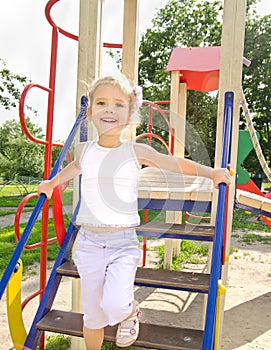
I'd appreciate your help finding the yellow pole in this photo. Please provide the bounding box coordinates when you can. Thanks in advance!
[215,280,226,350]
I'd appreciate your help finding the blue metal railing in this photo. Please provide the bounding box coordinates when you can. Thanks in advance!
[0,96,88,299]
[25,99,88,348]
[202,91,234,349]
[24,206,80,348]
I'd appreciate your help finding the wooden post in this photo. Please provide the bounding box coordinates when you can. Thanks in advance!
[164,71,187,268]
[122,0,139,82]
[71,1,103,348]
[121,0,140,141]
[211,0,247,347]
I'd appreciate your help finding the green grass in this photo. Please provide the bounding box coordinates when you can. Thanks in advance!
[0,218,71,276]
[232,232,271,245]
[0,190,73,207]
[154,240,209,270]
[45,335,71,350]
[139,209,166,223]
[0,183,39,197]
[0,195,39,207]
[0,209,19,216]
[44,335,140,350]
[232,209,271,232]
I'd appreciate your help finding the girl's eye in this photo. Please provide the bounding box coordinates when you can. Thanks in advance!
[116,103,124,108]
[97,101,105,106]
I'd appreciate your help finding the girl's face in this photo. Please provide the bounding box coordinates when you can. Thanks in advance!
[90,84,131,137]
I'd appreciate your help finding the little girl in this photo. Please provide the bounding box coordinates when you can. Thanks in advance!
[38,75,231,350]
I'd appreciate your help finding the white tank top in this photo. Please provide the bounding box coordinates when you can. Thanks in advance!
[76,140,141,228]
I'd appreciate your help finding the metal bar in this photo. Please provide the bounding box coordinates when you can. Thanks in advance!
[24,208,80,349]
[202,92,234,349]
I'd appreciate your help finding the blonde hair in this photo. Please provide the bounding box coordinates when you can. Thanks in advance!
[88,75,141,125]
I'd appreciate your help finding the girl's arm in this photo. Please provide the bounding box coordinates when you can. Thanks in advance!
[134,143,231,188]
[38,143,85,198]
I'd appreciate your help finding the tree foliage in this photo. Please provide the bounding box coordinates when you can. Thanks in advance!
[0,118,45,180]
[243,11,271,169]
[0,59,29,110]
[138,0,222,165]
[139,0,222,101]
[138,0,271,171]
[0,61,65,180]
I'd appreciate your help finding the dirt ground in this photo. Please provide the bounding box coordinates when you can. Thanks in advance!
[0,220,270,349]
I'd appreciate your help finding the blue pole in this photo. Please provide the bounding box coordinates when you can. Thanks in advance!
[24,206,80,348]
[202,92,234,349]
[0,96,88,299]
[24,97,88,348]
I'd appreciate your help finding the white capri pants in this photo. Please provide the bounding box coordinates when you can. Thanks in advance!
[73,227,141,329]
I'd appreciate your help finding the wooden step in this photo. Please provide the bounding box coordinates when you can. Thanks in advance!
[57,261,210,293]
[137,222,214,241]
[37,309,203,350]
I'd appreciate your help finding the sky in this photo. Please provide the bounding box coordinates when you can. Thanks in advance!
[0,0,270,141]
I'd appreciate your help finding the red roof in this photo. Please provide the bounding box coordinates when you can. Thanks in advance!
[166,46,250,92]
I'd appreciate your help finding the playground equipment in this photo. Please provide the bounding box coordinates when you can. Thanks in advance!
[1,0,271,349]
[236,90,271,227]
[6,259,27,350]
[8,91,232,350]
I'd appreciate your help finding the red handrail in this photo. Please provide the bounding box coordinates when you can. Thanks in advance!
[14,193,58,249]
[137,101,175,266]
[45,0,78,41]
[17,2,80,349]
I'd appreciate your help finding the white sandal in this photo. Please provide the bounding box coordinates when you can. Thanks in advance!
[116,302,141,347]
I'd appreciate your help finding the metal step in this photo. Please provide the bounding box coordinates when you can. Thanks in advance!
[37,309,203,350]
[136,222,214,241]
[57,261,210,293]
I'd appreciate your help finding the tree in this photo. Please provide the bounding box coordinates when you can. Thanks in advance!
[139,0,222,100]
[0,118,45,180]
[0,59,30,111]
[243,12,271,168]
[138,0,223,165]
[0,61,45,180]
[0,61,70,181]
[138,0,271,171]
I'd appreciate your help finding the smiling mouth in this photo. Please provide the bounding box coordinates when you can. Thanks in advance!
[101,118,117,123]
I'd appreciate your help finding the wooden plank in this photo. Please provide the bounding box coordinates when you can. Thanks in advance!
[261,198,271,213]
[235,189,271,214]
[135,267,209,292]
[139,168,213,185]
[137,189,212,202]
[37,309,203,350]
[57,260,78,277]
[57,262,210,293]
[137,222,214,239]
[236,189,264,210]
[138,168,213,201]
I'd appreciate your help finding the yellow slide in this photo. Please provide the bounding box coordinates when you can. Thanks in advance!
[6,259,27,350]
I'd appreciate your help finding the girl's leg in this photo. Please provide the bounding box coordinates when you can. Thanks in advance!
[123,300,137,320]
[83,326,104,350]
[73,231,108,348]
[115,300,141,347]
[101,248,141,324]
[101,247,141,347]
